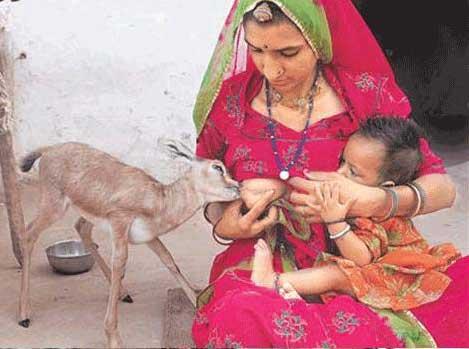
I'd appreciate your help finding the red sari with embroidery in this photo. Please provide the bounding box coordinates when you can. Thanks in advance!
[192,1,469,347]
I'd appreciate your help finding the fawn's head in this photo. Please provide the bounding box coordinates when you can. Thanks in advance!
[159,138,240,203]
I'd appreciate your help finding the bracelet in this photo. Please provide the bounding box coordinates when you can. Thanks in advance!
[211,220,234,246]
[411,181,426,213]
[329,223,352,240]
[405,182,422,217]
[273,272,281,293]
[203,204,213,224]
[378,187,399,222]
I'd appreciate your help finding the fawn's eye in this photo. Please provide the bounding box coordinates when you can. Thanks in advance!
[212,164,224,174]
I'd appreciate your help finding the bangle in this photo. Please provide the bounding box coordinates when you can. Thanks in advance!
[378,187,399,222]
[411,181,426,213]
[329,223,352,240]
[405,183,422,217]
[211,220,234,246]
[203,204,212,224]
[273,272,281,293]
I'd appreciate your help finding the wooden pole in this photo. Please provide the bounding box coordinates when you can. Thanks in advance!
[0,24,24,267]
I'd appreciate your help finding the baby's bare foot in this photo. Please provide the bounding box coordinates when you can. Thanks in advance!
[251,239,276,289]
[279,281,301,300]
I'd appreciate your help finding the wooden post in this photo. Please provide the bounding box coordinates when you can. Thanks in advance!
[0,23,24,267]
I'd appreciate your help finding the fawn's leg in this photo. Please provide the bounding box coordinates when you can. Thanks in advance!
[103,217,130,349]
[74,217,133,303]
[19,186,68,327]
[146,237,197,307]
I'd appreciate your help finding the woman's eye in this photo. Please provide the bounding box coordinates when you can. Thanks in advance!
[249,46,262,54]
[212,164,224,174]
[281,50,299,57]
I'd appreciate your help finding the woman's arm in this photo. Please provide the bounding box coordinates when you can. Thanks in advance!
[289,172,456,222]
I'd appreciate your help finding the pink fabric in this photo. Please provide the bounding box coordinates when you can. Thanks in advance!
[194,271,403,348]
[192,1,464,347]
[193,70,460,348]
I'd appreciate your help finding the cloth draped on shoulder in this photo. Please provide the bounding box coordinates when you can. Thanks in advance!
[191,1,469,348]
[193,0,411,137]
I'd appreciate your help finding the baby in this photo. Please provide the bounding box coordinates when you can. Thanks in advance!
[248,117,460,311]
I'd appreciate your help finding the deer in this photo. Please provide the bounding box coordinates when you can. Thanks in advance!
[16,139,240,348]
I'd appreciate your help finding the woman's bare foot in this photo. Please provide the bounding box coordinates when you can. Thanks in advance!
[251,239,276,289]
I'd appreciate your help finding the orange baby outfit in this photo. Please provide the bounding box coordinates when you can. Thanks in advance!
[317,217,461,311]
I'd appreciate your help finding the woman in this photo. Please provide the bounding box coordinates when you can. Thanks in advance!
[193,1,468,347]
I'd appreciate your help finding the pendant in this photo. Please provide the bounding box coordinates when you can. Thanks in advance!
[279,170,290,181]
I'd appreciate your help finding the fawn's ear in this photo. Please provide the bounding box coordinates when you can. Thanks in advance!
[158,138,194,163]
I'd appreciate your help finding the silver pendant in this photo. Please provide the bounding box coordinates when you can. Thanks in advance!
[279,170,290,181]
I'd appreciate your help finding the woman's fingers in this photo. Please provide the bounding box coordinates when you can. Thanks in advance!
[322,183,332,202]
[289,192,315,206]
[243,190,274,221]
[304,171,340,182]
[332,183,340,203]
[314,184,325,204]
[292,204,320,218]
[252,206,278,235]
[288,177,318,194]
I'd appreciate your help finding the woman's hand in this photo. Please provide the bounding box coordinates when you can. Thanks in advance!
[288,171,385,223]
[215,191,279,240]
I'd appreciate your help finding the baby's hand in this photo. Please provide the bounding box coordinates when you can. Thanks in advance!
[240,178,287,210]
[308,183,354,223]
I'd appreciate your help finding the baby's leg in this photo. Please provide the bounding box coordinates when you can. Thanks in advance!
[281,265,354,296]
[251,239,353,297]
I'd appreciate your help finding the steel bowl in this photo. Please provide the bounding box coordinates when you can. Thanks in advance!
[45,240,97,275]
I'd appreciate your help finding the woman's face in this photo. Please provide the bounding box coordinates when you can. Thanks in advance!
[337,135,386,186]
[244,20,318,94]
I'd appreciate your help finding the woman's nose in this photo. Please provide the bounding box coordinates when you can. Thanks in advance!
[263,56,284,81]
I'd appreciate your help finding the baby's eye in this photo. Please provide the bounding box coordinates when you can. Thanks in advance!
[350,168,358,177]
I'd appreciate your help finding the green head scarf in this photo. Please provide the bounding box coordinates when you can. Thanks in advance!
[193,0,332,136]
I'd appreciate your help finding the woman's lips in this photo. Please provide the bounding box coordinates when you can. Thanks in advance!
[271,79,290,88]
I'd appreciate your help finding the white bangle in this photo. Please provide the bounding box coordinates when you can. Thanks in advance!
[329,224,352,240]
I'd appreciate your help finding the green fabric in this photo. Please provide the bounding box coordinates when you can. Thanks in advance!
[372,308,437,348]
[193,0,332,136]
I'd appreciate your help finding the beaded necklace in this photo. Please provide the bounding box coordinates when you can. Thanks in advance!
[265,68,320,181]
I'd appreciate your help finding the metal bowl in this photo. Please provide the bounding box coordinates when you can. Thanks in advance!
[45,240,97,275]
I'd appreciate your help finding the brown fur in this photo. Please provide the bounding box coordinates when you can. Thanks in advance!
[18,140,239,348]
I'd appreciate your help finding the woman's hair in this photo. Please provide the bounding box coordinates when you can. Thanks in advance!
[243,1,292,26]
[354,116,423,185]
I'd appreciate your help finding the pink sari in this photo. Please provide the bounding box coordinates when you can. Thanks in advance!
[193,0,469,347]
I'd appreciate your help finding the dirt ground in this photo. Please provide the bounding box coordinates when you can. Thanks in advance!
[0,145,467,348]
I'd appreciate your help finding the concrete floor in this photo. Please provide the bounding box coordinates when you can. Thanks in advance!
[0,146,467,348]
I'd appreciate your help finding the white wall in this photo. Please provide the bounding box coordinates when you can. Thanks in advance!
[2,0,232,181]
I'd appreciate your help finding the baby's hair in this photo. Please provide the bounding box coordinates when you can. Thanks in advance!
[354,116,423,185]
[243,1,291,26]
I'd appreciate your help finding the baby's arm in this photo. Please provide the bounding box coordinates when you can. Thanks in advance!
[312,183,372,266]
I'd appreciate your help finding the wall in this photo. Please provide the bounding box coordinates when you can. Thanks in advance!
[1,0,232,181]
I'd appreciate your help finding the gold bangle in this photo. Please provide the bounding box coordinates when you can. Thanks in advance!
[211,221,234,246]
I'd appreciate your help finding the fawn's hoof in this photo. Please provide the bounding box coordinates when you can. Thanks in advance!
[19,319,30,328]
[122,295,133,303]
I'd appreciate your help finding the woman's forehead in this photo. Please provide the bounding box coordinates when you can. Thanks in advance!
[244,20,306,49]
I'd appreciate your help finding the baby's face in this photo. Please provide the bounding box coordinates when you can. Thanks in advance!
[337,134,386,186]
